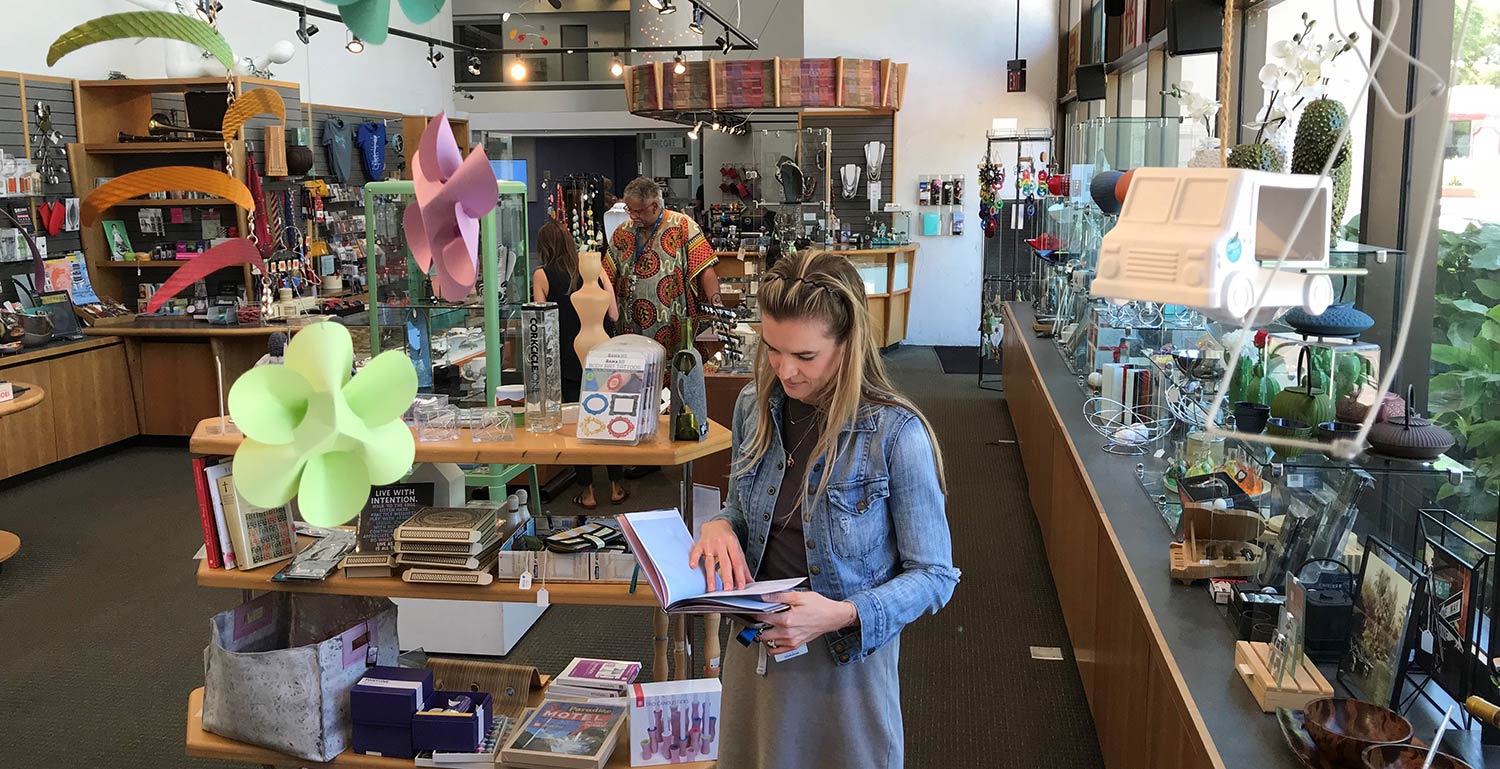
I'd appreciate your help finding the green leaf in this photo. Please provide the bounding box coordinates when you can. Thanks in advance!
[1474,243,1500,271]
[1475,279,1500,300]
[1489,304,1500,324]
[47,12,233,67]
[1450,297,1492,315]
[1433,343,1467,366]
[1483,321,1500,344]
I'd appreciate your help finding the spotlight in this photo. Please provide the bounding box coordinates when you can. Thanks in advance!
[427,44,445,68]
[195,0,222,23]
[547,0,562,7]
[346,31,365,54]
[688,5,705,34]
[610,58,624,77]
[296,11,319,43]
[711,120,720,132]
[467,55,481,76]
[502,12,512,21]
[688,121,701,140]
[715,34,733,55]
[673,53,686,75]
[460,91,476,101]
[648,0,677,12]
[510,60,528,80]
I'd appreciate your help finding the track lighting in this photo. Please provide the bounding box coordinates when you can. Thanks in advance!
[688,5,705,34]
[673,53,686,75]
[467,56,481,76]
[296,10,319,44]
[649,0,677,13]
[427,44,444,68]
[715,33,733,55]
[688,122,701,140]
[195,0,222,23]
[459,91,476,101]
[510,60,528,80]
[610,58,624,77]
[345,31,365,54]
[711,120,720,132]
[502,12,512,21]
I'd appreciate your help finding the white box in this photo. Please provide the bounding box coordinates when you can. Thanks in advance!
[495,550,539,581]
[629,679,722,766]
[392,597,546,656]
[541,552,593,583]
[593,552,639,583]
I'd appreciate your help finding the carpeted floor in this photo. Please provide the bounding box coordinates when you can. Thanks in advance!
[0,346,1102,769]
[932,345,983,375]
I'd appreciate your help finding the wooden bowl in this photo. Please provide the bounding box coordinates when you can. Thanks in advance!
[1303,698,1413,767]
[1362,744,1472,769]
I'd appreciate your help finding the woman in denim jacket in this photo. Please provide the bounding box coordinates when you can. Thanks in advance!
[690,249,960,769]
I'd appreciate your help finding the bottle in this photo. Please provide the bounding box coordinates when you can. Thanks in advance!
[520,302,563,432]
[1466,696,1500,727]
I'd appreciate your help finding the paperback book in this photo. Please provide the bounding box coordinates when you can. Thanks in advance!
[617,509,804,614]
[357,482,435,554]
[395,507,497,544]
[500,701,627,769]
[553,658,641,696]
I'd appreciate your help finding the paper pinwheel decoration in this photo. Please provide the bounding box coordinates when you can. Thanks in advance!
[404,112,498,302]
[227,321,419,527]
[48,11,233,67]
[321,0,445,45]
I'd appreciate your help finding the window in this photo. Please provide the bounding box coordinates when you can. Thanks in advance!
[1446,119,1474,159]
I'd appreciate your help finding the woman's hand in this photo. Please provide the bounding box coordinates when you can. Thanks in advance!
[754,592,859,649]
[688,519,751,592]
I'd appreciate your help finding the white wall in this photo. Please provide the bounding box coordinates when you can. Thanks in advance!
[805,0,1058,346]
[4,0,453,116]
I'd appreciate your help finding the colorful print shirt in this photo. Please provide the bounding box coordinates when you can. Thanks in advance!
[603,209,718,351]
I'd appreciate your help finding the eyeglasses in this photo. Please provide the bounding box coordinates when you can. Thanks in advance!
[625,201,659,217]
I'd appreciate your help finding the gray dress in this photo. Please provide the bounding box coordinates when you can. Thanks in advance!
[719,631,903,769]
[718,397,905,769]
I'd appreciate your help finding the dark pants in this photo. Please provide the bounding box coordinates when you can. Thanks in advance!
[563,378,621,492]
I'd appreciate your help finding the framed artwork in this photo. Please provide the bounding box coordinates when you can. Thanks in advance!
[1412,508,1495,718]
[1339,536,1425,710]
[101,220,133,260]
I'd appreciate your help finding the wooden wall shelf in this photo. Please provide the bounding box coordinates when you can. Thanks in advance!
[110,198,235,207]
[82,142,229,154]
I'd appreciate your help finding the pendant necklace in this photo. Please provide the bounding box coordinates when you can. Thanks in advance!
[783,407,819,469]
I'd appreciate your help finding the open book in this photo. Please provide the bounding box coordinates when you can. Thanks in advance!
[617,509,804,614]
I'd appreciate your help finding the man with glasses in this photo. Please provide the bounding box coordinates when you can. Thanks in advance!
[604,176,720,352]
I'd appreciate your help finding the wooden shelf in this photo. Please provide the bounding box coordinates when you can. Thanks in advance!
[83,142,228,154]
[196,537,659,606]
[93,260,195,268]
[110,198,235,207]
[189,416,732,466]
[186,687,714,769]
[78,76,297,93]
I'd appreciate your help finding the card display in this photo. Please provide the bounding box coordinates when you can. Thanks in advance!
[577,335,666,445]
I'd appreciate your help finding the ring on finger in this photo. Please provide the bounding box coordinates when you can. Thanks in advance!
[767,640,778,649]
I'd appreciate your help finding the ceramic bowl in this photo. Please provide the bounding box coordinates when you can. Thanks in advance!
[1361,744,1472,769]
[1303,698,1413,767]
[1317,420,1364,444]
[1233,401,1270,434]
[1171,348,1224,380]
[1267,417,1312,460]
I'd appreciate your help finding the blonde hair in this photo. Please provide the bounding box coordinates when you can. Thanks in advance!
[737,250,947,499]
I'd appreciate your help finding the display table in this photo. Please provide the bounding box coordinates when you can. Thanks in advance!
[1001,301,1296,769]
[185,685,714,769]
[0,338,137,480]
[0,381,45,570]
[87,319,290,436]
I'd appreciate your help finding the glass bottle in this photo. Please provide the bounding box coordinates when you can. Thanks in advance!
[521,302,562,432]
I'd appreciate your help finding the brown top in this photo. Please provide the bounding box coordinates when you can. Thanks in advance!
[761,396,821,582]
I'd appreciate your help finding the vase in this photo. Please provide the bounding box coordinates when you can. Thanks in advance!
[1188,139,1223,169]
[1291,98,1352,239]
[1227,142,1282,173]
[1265,115,1298,174]
[521,302,563,433]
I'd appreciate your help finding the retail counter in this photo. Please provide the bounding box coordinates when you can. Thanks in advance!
[0,337,137,480]
[713,245,917,345]
[86,319,287,436]
[1001,301,1296,769]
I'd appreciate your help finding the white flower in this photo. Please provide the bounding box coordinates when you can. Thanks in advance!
[1259,63,1283,88]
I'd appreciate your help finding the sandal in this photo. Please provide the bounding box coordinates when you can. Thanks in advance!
[572,490,598,511]
[610,487,631,506]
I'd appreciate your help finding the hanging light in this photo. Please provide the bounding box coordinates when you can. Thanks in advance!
[467,55,481,76]
[715,33,733,55]
[688,121,701,140]
[502,12,512,21]
[510,59,528,80]
[673,53,686,75]
[296,10,319,43]
[345,31,365,54]
[711,120,720,132]
[687,5,705,34]
[610,58,625,77]
[648,0,676,13]
[427,44,445,68]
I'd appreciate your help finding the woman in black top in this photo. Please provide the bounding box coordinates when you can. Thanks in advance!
[532,220,628,509]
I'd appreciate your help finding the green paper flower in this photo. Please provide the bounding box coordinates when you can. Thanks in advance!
[320,0,446,45]
[227,321,418,527]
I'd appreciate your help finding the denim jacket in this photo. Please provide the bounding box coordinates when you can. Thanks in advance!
[711,383,960,666]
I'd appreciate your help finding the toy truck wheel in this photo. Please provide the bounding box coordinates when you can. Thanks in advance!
[1223,272,1257,321]
[1302,275,1335,315]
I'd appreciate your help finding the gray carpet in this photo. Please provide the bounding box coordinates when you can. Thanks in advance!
[0,346,1102,769]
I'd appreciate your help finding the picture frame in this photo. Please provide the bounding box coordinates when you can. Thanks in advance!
[101,219,133,260]
[1411,508,1496,725]
[1338,536,1426,710]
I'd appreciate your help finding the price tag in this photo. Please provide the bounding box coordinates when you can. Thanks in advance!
[518,571,532,590]
[536,587,550,607]
[1287,473,1310,489]
[1153,449,1165,459]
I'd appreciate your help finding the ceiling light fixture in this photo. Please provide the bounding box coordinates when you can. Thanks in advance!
[510,60,528,80]
[296,10,319,43]
[687,5,705,34]
[610,58,624,77]
[673,53,686,74]
[714,33,733,55]
[711,120,720,132]
[345,31,365,54]
[648,0,677,13]
[467,55,481,76]
[688,121,701,140]
[195,0,222,23]
[427,43,445,68]
[502,12,512,21]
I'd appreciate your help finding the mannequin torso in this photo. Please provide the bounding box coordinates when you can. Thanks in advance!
[572,251,612,366]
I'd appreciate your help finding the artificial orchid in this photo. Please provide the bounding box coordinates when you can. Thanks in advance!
[1246,13,1359,142]
[1162,80,1220,138]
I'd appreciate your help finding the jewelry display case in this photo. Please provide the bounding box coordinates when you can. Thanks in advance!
[754,128,833,240]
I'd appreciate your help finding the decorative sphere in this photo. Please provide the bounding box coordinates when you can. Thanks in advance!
[1114,169,1135,205]
[1090,170,1125,214]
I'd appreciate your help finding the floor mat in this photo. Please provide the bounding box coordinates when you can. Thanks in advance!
[933,345,982,375]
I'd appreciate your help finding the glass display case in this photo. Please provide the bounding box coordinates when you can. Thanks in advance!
[364,180,529,407]
[755,128,833,241]
[1066,116,1190,171]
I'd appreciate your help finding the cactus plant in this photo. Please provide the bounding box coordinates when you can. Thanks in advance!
[1228,142,1282,173]
[1291,97,1352,240]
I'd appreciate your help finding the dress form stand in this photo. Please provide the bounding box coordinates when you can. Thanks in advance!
[571,251,612,366]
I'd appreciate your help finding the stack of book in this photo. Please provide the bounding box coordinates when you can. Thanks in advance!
[192,457,296,572]
[396,507,504,586]
[341,482,435,579]
[500,700,628,769]
[547,657,642,701]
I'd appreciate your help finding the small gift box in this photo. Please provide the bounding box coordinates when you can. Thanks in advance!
[412,690,494,753]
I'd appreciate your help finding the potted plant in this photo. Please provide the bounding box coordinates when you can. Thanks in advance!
[1163,81,1222,168]
[1229,14,1358,174]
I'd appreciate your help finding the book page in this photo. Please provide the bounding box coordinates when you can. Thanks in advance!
[619,510,805,609]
